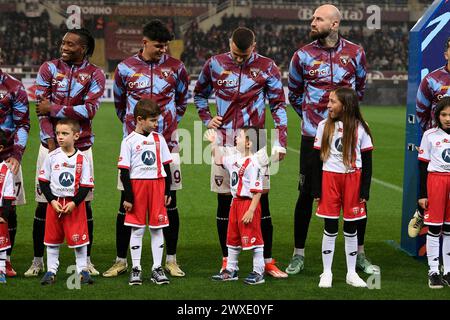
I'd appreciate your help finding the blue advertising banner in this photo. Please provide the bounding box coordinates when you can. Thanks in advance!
[401,0,450,256]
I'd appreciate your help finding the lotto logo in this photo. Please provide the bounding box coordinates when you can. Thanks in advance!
[118,156,123,162]
[419,149,424,154]
[82,234,87,241]
[40,170,45,175]
[251,237,256,244]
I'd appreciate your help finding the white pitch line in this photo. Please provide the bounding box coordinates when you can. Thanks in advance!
[286,146,403,193]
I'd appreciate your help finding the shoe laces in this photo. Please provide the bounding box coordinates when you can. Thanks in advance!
[413,217,423,228]
[131,268,140,277]
[154,267,165,277]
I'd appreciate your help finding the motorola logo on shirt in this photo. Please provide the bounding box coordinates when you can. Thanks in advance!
[231,172,238,186]
[59,172,74,187]
[442,149,450,163]
[335,137,343,152]
[142,150,156,166]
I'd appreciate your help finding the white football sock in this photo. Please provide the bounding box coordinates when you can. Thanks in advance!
[130,227,145,270]
[150,227,164,270]
[427,232,441,274]
[322,231,337,273]
[442,231,450,274]
[34,256,44,264]
[74,245,88,274]
[166,254,176,263]
[253,247,265,274]
[46,246,60,274]
[294,248,305,257]
[227,247,240,272]
[358,245,365,254]
[344,231,358,274]
[0,250,6,273]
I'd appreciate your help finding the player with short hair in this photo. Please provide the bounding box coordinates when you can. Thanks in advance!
[104,19,188,278]
[25,27,105,277]
[409,37,450,237]
[312,87,373,288]
[287,4,371,275]
[194,26,288,278]
[0,129,19,284]
[207,127,267,285]
[118,99,172,285]
[0,67,30,277]
[417,96,450,288]
[38,119,94,285]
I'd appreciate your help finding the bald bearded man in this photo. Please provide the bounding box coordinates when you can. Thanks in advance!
[286,4,376,276]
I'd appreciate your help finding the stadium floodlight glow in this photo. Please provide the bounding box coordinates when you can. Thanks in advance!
[401,0,450,256]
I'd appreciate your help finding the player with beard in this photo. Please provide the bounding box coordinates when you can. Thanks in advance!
[286,4,372,275]
[24,28,105,277]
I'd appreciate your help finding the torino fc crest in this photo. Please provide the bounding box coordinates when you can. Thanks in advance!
[161,68,172,78]
[339,55,350,66]
[250,68,260,79]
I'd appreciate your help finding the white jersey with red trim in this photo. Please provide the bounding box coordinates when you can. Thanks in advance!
[222,152,263,198]
[118,131,172,179]
[314,120,373,173]
[38,148,94,198]
[418,127,450,172]
[0,161,15,204]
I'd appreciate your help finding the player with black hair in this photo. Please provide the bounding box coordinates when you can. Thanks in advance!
[194,26,288,278]
[24,27,105,277]
[0,66,30,277]
[104,19,189,278]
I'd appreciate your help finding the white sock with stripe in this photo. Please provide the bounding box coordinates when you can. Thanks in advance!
[227,247,240,272]
[322,231,337,273]
[74,245,88,274]
[46,246,60,274]
[253,247,265,275]
[443,231,450,274]
[344,231,358,273]
[0,250,5,273]
[427,231,441,274]
[150,227,164,270]
[130,227,145,270]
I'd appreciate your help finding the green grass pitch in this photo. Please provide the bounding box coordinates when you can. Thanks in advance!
[0,102,448,300]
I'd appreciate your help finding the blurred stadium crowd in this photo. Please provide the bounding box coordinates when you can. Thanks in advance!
[0,0,421,75]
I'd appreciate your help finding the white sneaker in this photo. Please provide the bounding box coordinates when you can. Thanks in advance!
[318,271,333,288]
[346,272,367,288]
